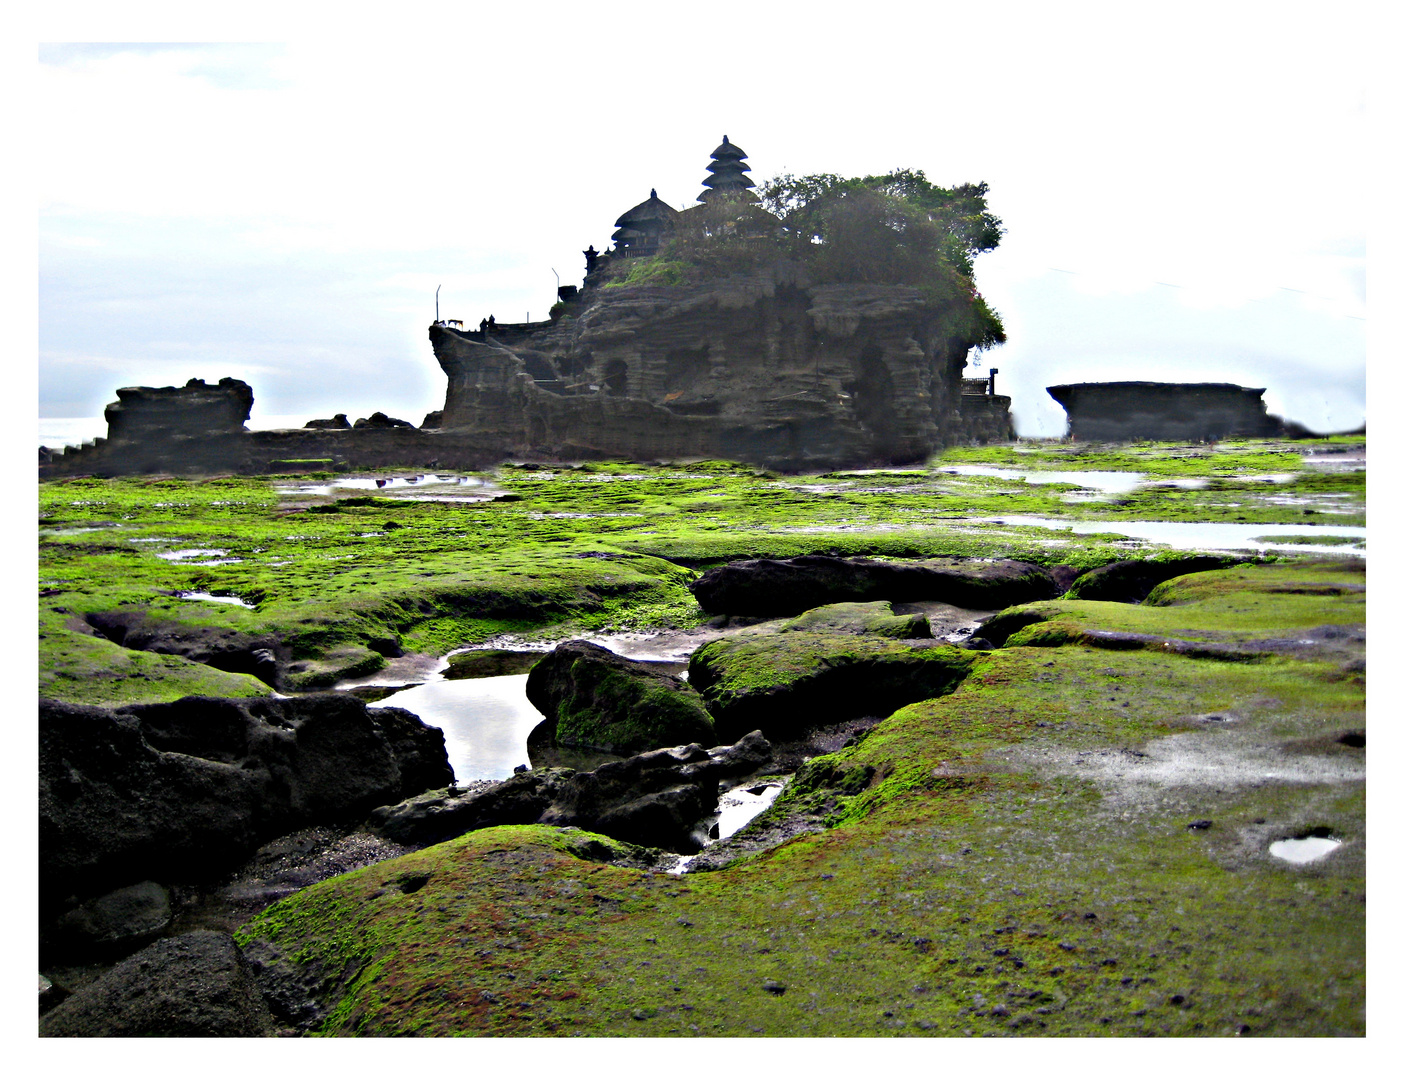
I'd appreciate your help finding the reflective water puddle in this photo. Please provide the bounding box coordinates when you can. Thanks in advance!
[1269,836,1343,864]
[987,515,1366,554]
[277,474,492,499]
[155,548,242,566]
[670,780,783,874]
[177,591,255,608]
[937,465,1147,493]
[370,675,543,782]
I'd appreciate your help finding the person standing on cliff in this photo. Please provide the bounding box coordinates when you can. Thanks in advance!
[479,318,488,333]
[488,315,496,330]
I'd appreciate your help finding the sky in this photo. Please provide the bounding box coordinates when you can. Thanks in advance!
[31,3,1374,438]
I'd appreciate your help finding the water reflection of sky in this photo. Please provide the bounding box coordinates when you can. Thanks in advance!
[988,515,1365,554]
[372,675,543,782]
[936,464,1146,492]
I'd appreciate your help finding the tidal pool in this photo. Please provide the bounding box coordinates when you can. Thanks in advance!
[1269,836,1343,864]
[670,780,783,874]
[937,464,1146,493]
[371,675,544,782]
[177,591,255,608]
[987,515,1366,554]
[277,474,490,498]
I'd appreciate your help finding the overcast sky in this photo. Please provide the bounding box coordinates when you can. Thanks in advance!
[34,4,1370,438]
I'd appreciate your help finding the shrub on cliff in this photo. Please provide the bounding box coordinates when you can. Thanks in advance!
[609,168,1006,348]
[761,169,1006,346]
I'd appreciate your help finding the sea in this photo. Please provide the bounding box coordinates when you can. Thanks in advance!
[39,414,318,449]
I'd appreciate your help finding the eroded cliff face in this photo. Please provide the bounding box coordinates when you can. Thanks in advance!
[1046,382,1284,442]
[432,266,1000,470]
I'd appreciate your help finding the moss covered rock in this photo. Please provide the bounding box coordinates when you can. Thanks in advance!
[1064,555,1247,603]
[688,632,974,742]
[780,600,931,638]
[690,554,1060,616]
[526,640,716,754]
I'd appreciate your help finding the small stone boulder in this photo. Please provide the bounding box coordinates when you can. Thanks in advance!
[690,555,1060,616]
[40,932,274,1037]
[526,640,717,754]
[780,601,931,639]
[303,413,351,430]
[352,411,414,429]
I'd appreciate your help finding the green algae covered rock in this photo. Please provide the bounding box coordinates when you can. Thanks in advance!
[688,632,974,742]
[526,640,716,754]
[780,600,931,639]
[690,555,1060,616]
[1064,555,1247,604]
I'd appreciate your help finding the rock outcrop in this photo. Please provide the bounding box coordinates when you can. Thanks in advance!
[1046,381,1284,442]
[1064,555,1247,603]
[40,932,275,1038]
[688,634,974,742]
[39,694,452,910]
[689,554,1061,616]
[430,266,1011,471]
[525,639,716,753]
[368,731,773,853]
[104,377,254,442]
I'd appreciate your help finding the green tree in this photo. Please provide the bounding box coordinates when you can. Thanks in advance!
[759,168,1005,346]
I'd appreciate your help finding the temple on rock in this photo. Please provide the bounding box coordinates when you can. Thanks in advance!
[427,136,1015,469]
[40,137,1020,477]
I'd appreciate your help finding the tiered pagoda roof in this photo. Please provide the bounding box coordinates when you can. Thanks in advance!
[699,135,756,203]
[610,189,681,254]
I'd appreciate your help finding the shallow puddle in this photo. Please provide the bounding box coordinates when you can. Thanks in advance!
[936,465,1147,493]
[1269,836,1343,864]
[370,675,543,782]
[177,591,255,608]
[987,515,1366,554]
[155,548,243,566]
[670,780,783,874]
[277,474,494,499]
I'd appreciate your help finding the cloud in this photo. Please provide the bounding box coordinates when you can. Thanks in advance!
[35,14,1366,440]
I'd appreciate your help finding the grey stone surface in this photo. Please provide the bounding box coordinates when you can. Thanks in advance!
[39,932,274,1038]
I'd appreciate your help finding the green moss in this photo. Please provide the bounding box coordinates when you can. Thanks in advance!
[245,621,1364,1035]
[780,601,932,638]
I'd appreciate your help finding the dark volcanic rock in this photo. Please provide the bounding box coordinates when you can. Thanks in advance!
[40,932,274,1038]
[429,269,1010,471]
[369,731,772,853]
[104,377,253,442]
[85,609,283,687]
[1046,382,1283,442]
[1065,556,1246,604]
[304,413,351,429]
[780,600,931,638]
[690,555,1060,616]
[49,881,172,961]
[353,411,414,429]
[39,694,451,909]
[689,632,975,742]
[526,639,717,753]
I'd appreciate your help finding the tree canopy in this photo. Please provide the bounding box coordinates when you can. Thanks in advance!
[604,167,1006,348]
